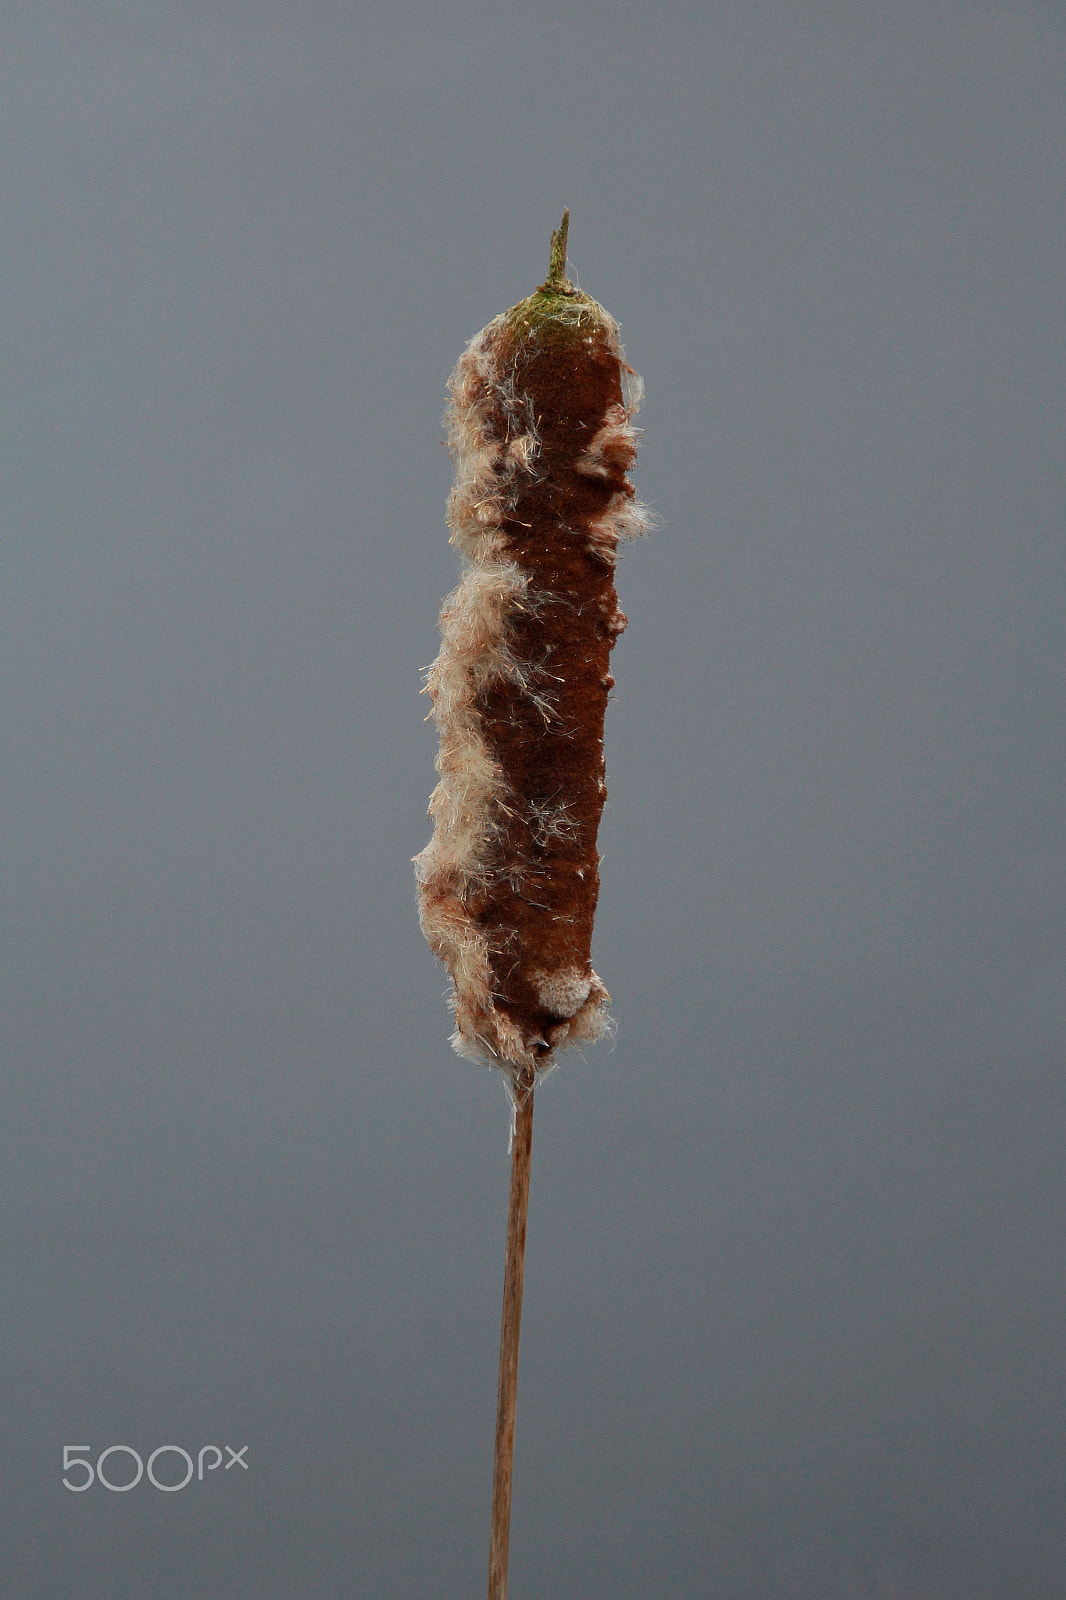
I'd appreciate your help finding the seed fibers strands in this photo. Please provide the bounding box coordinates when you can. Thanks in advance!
[415,212,647,1600]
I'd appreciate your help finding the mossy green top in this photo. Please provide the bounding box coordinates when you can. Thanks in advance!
[504,210,615,343]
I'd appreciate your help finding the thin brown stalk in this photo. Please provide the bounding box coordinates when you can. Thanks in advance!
[487,1069,536,1600]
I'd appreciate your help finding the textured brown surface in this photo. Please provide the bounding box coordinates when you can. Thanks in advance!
[471,319,632,1052]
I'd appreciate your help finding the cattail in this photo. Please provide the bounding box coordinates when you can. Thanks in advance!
[416,211,647,1077]
[416,213,645,1600]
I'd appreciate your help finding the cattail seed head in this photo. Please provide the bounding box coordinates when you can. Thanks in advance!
[416,214,648,1078]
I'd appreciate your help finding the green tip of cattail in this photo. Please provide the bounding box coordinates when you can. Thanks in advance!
[547,209,570,289]
[505,211,612,343]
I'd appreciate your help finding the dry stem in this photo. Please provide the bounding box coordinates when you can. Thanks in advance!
[487,1068,536,1600]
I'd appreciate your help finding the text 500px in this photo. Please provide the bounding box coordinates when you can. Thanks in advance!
[62,1444,249,1491]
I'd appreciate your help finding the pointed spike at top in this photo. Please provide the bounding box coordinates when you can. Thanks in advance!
[546,209,570,290]
[508,210,607,341]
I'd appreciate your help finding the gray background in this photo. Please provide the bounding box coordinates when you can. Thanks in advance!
[3,3,1064,1596]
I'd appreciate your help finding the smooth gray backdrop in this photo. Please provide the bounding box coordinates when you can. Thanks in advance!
[3,3,1064,1596]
